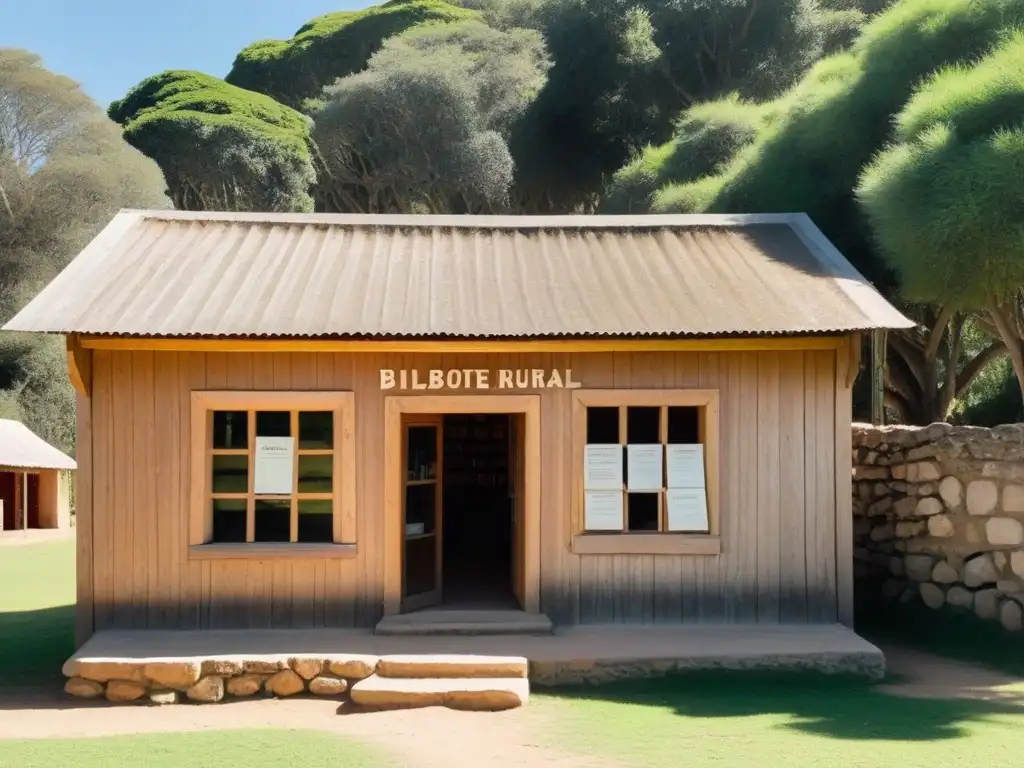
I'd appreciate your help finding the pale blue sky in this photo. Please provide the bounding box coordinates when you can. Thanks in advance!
[0,0,368,108]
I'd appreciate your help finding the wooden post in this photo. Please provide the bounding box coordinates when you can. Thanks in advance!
[22,471,28,530]
[871,329,887,426]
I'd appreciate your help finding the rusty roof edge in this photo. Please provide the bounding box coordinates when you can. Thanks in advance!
[787,214,917,331]
[122,209,809,229]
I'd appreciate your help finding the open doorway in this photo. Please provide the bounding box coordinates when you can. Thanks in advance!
[400,411,523,612]
[441,414,516,607]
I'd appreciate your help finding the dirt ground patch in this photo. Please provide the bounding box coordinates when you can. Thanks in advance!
[875,644,1024,704]
[0,687,619,768]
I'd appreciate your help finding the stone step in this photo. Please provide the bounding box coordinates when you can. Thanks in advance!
[377,654,528,679]
[349,674,529,711]
[374,609,553,636]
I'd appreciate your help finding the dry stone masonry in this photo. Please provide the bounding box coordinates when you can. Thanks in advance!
[853,422,1024,633]
[62,652,530,710]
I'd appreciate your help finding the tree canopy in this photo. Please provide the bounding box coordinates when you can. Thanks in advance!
[858,30,1024,399]
[312,21,550,213]
[0,49,167,451]
[227,0,475,109]
[109,71,316,212]
[29,0,1024,427]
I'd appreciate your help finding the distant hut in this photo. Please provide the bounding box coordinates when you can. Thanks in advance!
[0,419,76,530]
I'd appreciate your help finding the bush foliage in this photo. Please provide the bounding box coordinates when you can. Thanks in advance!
[226,0,475,109]
[110,71,316,211]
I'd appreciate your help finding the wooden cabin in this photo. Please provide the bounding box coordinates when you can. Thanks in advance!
[3,211,912,645]
[0,419,76,531]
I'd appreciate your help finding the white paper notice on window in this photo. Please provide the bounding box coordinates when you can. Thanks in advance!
[254,436,294,494]
[666,488,709,532]
[584,444,623,490]
[666,444,705,489]
[585,490,624,531]
[627,444,663,491]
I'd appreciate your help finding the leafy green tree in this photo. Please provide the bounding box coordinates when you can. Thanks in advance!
[510,0,851,213]
[858,30,1024,402]
[453,0,547,30]
[0,49,167,452]
[312,21,550,213]
[109,71,316,212]
[227,0,475,110]
[656,0,1024,422]
[600,94,777,213]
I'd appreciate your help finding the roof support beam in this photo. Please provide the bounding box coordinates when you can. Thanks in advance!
[78,336,846,354]
[66,334,92,397]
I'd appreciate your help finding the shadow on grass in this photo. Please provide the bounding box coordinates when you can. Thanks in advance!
[856,597,1024,677]
[536,669,1023,743]
[0,604,75,691]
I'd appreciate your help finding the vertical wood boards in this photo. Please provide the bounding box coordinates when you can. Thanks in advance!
[834,345,855,626]
[110,352,133,629]
[74,390,94,645]
[756,352,781,623]
[92,352,113,630]
[86,348,843,630]
[808,351,838,622]
[132,352,157,629]
[778,352,807,623]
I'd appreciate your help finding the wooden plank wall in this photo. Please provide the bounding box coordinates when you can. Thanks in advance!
[86,349,840,630]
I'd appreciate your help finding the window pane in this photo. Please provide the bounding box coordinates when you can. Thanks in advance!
[212,454,248,494]
[298,499,333,543]
[256,411,291,438]
[298,454,333,493]
[299,411,333,449]
[586,407,618,444]
[404,483,436,535]
[668,406,700,443]
[254,499,291,542]
[212,411,248,449]
[406,426,437,481]
[627,407,660,444]
[627,493,660,532]
[211,499,246,543]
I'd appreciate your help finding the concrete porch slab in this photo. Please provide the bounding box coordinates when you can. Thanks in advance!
[374,609,554,636]
[64,623,884,686]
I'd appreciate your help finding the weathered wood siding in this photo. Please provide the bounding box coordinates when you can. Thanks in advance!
[81,349,844,632]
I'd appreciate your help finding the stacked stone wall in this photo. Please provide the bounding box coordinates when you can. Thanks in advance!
[853,423,1024,633]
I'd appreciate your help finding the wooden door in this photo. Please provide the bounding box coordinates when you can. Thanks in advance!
[401,414,444,611]
[510,414,526,608]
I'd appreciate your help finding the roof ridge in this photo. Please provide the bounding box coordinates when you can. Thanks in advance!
[123,209,807,230]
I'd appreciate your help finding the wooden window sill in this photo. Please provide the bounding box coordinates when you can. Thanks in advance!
[571,533,721,555]
[188,543,357,561]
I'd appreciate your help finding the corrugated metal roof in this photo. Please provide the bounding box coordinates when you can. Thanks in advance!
[2,210,914,338]
[0,419,76,471]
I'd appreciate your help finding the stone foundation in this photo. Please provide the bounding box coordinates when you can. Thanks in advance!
[63,654,377,704]
[853,422,1024,633]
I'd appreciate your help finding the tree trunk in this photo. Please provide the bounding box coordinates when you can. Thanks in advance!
[989,303,1024,405]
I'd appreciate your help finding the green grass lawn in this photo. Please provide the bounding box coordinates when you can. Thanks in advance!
[0,538,77,687]
[537,671,1024,768]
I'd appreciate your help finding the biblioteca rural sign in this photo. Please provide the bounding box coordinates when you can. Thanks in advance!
[380,368,582,390]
